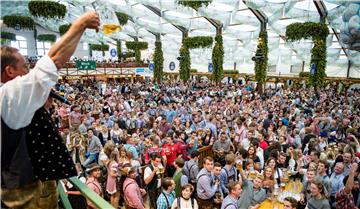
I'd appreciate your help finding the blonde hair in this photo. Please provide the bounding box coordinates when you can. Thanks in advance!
[263,166,275,180]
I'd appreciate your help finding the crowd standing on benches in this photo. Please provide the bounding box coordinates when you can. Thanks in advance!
[53,79,360,209]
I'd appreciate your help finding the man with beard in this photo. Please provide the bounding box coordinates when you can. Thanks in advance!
[336,163,360,209]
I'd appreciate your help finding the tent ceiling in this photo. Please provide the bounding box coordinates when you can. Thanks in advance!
[1,0,359,66]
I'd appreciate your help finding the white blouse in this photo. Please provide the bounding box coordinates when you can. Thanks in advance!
[171,197,199,209]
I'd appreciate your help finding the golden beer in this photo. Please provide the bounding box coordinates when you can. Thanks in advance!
[159,167,165,174]
[103,24,120,35]
[249,170,256,179]
[236,163,242,171]
[283,175,289,183]
[280,183,286,191]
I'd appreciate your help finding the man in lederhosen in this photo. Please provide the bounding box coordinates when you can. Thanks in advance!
[196,157,220,209]
[1,12,100,209]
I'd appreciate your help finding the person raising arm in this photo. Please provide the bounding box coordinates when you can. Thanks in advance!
[1,11,100,130]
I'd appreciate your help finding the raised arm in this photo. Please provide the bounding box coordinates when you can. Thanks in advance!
[48,12,99,69]
[344,163,358,194]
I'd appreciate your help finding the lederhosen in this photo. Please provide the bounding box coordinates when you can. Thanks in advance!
[185,161,197,196]
[196,174,215,209]
[146,164,160,209]
[222,167,237,196]
[123,181,137,209]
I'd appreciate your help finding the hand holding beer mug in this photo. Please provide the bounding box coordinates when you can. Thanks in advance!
[92,1,121,35]
[153,166,160,174]
[159,166,165,174]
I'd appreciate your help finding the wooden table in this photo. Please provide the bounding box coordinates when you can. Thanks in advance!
[259,181,302,209]
[258,199,284,209]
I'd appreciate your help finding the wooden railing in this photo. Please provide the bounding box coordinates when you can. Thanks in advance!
[198,145,213,168]
[58,177,115,209]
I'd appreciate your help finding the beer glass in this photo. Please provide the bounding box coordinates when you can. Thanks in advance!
[249,170,256,180]
[92,1,120,35]
[236,162,242,171]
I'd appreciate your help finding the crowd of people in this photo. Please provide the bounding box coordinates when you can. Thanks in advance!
[52,77,360,209]
[1,9,360,209]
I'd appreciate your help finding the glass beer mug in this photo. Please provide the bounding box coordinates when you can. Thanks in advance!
[92,1,120,35]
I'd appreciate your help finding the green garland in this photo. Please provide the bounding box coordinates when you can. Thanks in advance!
[190,69,198,73]
[59,24,71,36]
[28,1,67,19]
[1,38,10,44]
[299,72,310,77]
[212,35,224,83]
[223,70,238,74]
[154,41,164,83]
[286,22,329,42]
[90,44,109,51]
[126,41,148,63]
[37,34,56,42]
[178,0,212,10]
[179,45,191,81]
[184,36,213,49]
[125,41,148,50]
[116,39,122,60]
[0,32,16,41]
[124,51,135,58]
[286,22,329,88]
[3,15,35,30]
[115,12,129,26]
[254,31,268,93]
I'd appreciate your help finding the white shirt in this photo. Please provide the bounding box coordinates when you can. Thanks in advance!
[256,147,264,168]
[144,164,163,189]
[171,197,199,209]
[0,56,58,130]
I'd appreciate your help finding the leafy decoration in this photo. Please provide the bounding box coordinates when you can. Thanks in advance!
[90,44,109,51]
[3,15,35,30]
[125,41,148,50]
[179,45,191,81]
[254,31,268,93]
[90,44,109,57]
[28,1,66,19]
[154,41,164,83]
[286,22,329,88]
[126,41,148,63]
[299,72,310,77]
[1,38,10,44]
[116,39,122,60]
[178,0,212,10]
[286,22,329,42]
[223,70,238,74]
[190,69,198,73]
[212,35,224,83]
[37,34,56,42]
[0,32,16,41]
[124,51,135,58]
[184,36,213,49]
[115,12,129,26]
[59,24,71,36]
